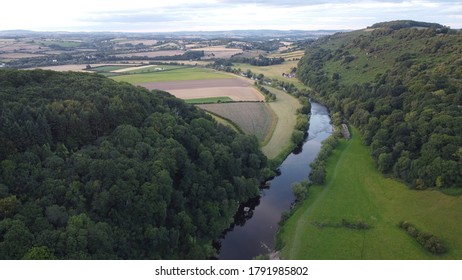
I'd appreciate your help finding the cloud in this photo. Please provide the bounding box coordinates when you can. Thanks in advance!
[2,0,462,31]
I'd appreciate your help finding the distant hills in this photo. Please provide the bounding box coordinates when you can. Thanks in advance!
[368,20,446,30]
[0,29,342,39]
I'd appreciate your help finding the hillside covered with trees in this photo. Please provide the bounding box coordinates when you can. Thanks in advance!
[297,21,462,190]
[0,69,269,259]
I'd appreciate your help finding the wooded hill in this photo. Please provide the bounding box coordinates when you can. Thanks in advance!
[297,20,462,189]
[0,69,269,259]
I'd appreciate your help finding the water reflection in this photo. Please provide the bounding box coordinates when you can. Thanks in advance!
[217,102,332,259]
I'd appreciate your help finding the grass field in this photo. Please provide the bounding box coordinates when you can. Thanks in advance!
[281,128,462,259]
[40,40,83,48]
[185,96,233,104]
[233,61,306,88]
[261,86,301,159]
[90,65,132,73]
[111,67,232,83]
[198,102,275,143]
[268,50,304,60]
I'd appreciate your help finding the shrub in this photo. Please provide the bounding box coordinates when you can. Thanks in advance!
[399,221,447,254]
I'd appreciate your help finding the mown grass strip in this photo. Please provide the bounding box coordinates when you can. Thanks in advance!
[185,96,233,104]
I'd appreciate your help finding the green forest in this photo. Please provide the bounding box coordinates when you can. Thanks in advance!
[297,21,462,190]
[0,69,269,259]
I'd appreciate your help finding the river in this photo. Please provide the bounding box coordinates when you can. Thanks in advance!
[217,101,332,259]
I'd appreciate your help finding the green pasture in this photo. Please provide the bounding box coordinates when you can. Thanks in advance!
[184,97,233,104]
[281,127,462,259]
[40,40,82,48]
[90,65,131,73]
[122,65,186,74]
[234,61,306,88]
[111,67,233,83]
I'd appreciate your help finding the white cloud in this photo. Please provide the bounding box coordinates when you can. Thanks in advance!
[2,0,461,31]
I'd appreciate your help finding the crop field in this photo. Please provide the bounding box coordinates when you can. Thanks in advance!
[113,39,158,46]
[171,86,264,102]
[111,67,232,83]
[114,50,185,58]
[268,50,304,60]
[261,86,301,159]
[140,78,264,102]
[198,102,275,142]
[193,45,243,59]
[0,52,45,59]
[281,128,462,260]
[40,40,83,48]
[30,63,138,72]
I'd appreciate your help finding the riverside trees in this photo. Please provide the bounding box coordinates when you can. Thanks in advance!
[297,22,462,189]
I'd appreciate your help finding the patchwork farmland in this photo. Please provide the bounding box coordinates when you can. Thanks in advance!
[140,78,265,102]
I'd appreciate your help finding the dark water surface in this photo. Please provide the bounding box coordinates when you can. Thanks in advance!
[218,102,332,259]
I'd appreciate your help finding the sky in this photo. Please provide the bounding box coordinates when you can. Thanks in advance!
[2,0,462,32]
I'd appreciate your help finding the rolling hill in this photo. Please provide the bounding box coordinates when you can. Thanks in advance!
[297,20,462,190]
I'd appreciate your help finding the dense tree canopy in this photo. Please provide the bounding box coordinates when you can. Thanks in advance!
[0,69,268,259]
[297,24,462,189]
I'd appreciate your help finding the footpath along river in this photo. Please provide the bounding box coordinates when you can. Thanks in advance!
[218,102,332,259]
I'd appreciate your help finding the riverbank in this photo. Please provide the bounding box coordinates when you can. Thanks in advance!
[261,86,301,161]
[218,102,332,259]
[280,127,462,259]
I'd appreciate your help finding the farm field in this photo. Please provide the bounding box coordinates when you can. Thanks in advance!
[281,128,462,259]
[165,87,263,102]
[115,50,185,58]
[198,102,275,143]
[141,78,264,102]
[184,96,233,104]
[0,53,46,59]
[234,61,305,88]
[30,63,138,72]
[192,45,243,59]
[261,86,301,159]
[111,67,232,83]
[268,50,304,60]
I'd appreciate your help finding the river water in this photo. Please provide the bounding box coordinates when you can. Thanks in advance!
[217,102,332,259]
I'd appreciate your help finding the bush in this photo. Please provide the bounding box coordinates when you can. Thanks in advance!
[399,221,447,254]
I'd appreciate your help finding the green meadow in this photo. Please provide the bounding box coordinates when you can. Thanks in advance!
[184,96,233,104]
[111,67,232,83]
[281,127,462,259]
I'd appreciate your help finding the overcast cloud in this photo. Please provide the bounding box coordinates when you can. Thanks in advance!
[2,0,461,32]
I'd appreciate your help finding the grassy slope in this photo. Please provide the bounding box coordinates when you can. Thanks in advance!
[111,67,232,83]
[234,61,306,88]
[262,86,301,159]
[281,128,462,259]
